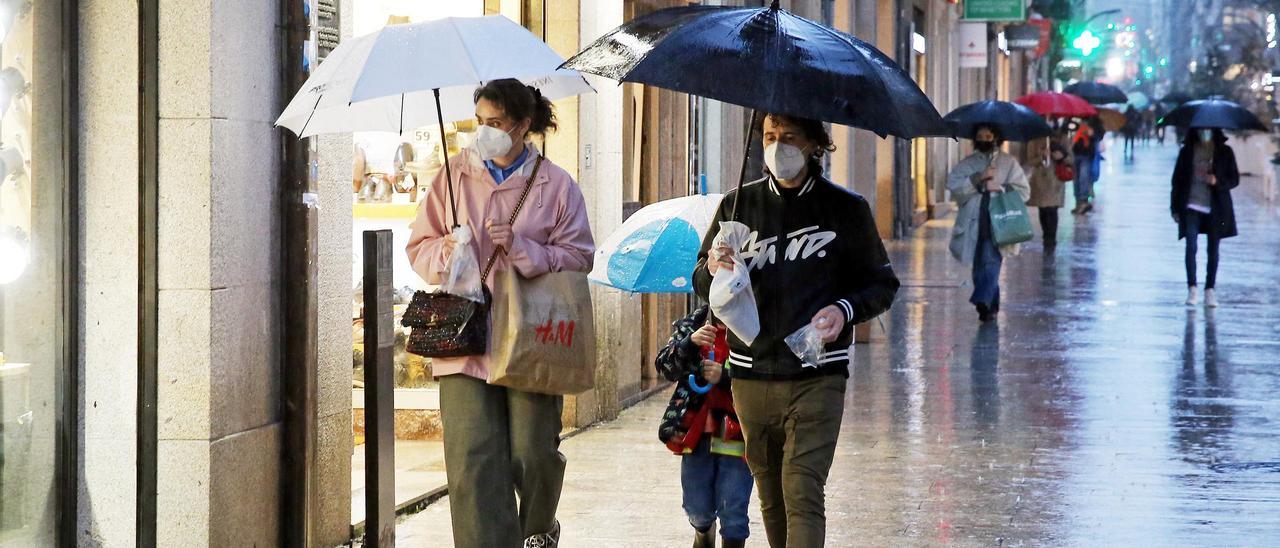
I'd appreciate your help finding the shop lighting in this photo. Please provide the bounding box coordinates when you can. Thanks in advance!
[1105,57,1125,80]
[0,1,30,45]
[0,66,27,116]
[0,145,21,181]
[0,225,27,285]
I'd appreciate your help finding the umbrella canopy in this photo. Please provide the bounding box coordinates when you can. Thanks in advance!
[1015,91,1097,118]
[1158,97,1267,131]
[589,194,723,293]
[1063,81,1129,105]
[277,16,593,137]
[1095,108,1127,132]
[943,100,1052,142]
[1126,91,1150,109]
[561,2,947,139]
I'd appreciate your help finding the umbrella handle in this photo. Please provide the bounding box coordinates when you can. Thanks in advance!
[688,349,715,394]
[730,109,760,222]
[434,88,461,229]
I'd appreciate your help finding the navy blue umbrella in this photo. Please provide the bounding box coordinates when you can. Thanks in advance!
[561,2,947,139]
[1158,97,1267,131]
[944,100,1053,142]
[1062,81,1129,105]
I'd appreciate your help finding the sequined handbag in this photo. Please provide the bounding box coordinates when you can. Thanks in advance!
[402,156,543,358]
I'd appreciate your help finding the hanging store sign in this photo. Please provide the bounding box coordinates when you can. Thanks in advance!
[1004,24,1041,50]
[962,0,1026,22]
[959,22,988,68]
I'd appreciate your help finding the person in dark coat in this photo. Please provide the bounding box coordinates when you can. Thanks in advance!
[1171,127,1239,308]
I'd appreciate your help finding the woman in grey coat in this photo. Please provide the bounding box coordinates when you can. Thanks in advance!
[947,125,1031,322]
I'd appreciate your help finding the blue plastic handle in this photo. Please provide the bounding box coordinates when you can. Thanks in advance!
[689,349,714,394]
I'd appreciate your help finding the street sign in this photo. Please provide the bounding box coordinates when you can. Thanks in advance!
[959,22,988,68]
[1005,24,1040,49]
[962,0,1026,22]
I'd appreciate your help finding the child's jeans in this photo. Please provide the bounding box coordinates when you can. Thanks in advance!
[681,437,754,541]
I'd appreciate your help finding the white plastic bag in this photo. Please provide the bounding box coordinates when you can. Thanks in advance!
[440,226,485,303]
[708,221,759,345]
[784,322,824,368]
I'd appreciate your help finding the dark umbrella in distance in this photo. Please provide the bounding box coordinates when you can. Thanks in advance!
[1158,97,1266,131]
[1063,81,1129,105]
[562,1,947,219]
[944,100,1052,142]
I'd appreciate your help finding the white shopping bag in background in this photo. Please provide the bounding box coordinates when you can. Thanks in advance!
[709,221,759,345]
[440,226,486,303]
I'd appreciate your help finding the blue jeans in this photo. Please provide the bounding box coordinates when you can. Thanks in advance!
[1184,210,1220,289]
[1073,155,1093,204]
[681,438,754,541]
[971,217,1003,309]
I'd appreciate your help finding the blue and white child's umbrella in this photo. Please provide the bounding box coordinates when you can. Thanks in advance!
[590,194,724,293]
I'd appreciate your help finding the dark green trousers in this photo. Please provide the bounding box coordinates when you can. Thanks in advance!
[733,374,847,548]
[439,374,565,547]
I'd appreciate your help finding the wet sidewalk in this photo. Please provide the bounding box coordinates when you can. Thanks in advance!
[395,140,1280,547]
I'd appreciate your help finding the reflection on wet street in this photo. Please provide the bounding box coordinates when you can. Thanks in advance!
[836,140,1280,546]
[398,140,1280,547]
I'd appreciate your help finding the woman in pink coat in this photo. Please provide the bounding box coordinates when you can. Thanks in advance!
[406,79,594,548]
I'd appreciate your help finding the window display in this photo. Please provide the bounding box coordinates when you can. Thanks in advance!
[0,2,68,542]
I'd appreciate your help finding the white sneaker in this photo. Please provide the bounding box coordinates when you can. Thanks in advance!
[1205,289,1219,308]
[1186,286,1199,306]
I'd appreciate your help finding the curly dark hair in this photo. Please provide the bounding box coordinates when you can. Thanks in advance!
[473,78,558,135]
[759,113,837,156]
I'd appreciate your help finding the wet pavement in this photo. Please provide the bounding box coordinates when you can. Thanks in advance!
[395,140,1280,547]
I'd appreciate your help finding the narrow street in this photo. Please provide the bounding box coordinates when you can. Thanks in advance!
[397,138,1280,547]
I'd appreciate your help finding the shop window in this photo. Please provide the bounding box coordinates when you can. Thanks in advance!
[0,2,68,543]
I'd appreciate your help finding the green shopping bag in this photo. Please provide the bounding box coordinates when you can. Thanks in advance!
[989,190,1034,246]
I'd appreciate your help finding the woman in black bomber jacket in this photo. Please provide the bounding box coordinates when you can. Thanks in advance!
[692,113,900,548]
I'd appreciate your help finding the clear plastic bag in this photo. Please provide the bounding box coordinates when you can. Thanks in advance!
[784,322,824,368]
[709,221,760,345]
[440,226,486,303]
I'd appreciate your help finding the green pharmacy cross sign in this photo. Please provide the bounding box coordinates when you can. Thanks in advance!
[963,0,1026,22]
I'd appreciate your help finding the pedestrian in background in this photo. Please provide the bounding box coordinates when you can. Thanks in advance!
[1123,105,1141,162]
[694,113,900,547]
[1024,136,1071,247]
[1070,120,1099,214]
[1171,127,1239,308]
[948,124,1031,322]
[655,305,751,548]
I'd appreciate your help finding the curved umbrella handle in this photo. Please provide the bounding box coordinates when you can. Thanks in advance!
[688,374,713,394]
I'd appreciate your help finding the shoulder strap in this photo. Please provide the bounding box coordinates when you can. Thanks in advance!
[481,155,544,284]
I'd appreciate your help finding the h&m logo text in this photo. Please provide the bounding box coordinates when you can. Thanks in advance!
[535,319,575,347]
[739,225,836,271]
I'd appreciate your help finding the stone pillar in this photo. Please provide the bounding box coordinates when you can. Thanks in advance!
[78,0,141,544]
[152,0,282,544]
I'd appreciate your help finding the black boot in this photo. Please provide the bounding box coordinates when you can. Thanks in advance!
[693,527,716,548]
[721,539,745,548]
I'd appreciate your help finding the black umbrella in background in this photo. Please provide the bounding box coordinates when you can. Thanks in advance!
[562,1,948,218]
[1159,91,1195,105]
[1158,97,1267,131]
[1063,81,1129,105]
[944,100,1053,142]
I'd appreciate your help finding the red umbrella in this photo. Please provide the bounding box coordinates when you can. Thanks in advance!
[1015,92,1098,118]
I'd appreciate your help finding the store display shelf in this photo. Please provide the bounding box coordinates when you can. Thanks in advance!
[354,202,418,220]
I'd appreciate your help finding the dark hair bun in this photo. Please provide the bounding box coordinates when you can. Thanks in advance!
[473,79,558,136]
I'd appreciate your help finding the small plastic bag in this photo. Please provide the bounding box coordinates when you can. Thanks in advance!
[785,322,824,368]
[440,226,485,303]
[709,221,760,345]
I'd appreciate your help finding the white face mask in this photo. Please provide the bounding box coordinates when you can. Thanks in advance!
[472,124,518,161]
[764,142,808,181]
[1198,129,1214,144]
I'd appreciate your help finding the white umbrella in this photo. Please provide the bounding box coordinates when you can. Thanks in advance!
[276,15,593,138]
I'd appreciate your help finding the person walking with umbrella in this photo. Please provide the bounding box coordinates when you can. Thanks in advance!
[1070,119,1100,214]
[947,124,1031,322]
[406,79,595,547]
[1171,128,1239,308]
[693,113,901,547]
[1025,135,1073,247]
